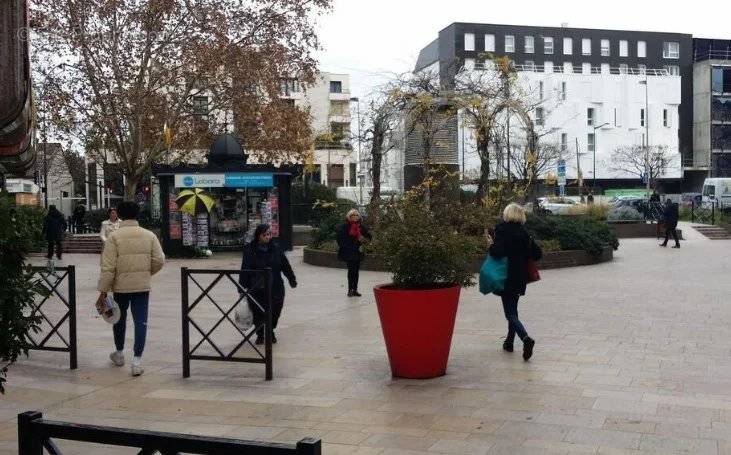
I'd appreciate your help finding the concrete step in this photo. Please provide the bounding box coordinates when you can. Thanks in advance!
[693,226,731,240]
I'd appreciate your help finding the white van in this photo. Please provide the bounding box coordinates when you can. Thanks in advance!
[702,178,731,208]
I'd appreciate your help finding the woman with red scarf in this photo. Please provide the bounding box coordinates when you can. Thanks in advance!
[337,209,372,297]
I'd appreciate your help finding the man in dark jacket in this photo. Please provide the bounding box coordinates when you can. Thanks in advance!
[239,224,297,345]
[660,199,680,248]
[489,203,543,361]
[73,203,86,232]
[43,205,67,260]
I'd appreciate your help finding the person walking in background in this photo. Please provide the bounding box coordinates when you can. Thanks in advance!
[73,203,86,233]
[43,205,67,261]
[98,201,165,376]
[489,203,543,361]
[100,207,120,243]
[337,209,372,297]
[660,198,681,249]
[239,224,297,345]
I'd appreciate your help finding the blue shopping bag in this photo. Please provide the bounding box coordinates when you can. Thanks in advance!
[479,255,507,295]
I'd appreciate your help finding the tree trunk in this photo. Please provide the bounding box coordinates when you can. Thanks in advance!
[372,149,382,202]
[124,176,139,201]
[475,140,490,203]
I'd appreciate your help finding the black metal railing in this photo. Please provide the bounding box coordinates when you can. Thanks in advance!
[65,217,96,234]
[28,265,77,370]
[18,411,321,455]
[181,267,274,380]
[692,200,717,225]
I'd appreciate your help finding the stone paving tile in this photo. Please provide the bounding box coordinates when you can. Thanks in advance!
[2,234,731,453]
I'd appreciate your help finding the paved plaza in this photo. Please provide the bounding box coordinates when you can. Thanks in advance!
[2,222,731,454]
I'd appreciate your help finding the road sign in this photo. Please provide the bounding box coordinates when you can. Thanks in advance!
[557,159,567,186]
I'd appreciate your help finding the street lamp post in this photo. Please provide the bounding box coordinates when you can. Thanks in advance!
[349,96,364,204]
[592,122,610,191]
[639,77,650,197]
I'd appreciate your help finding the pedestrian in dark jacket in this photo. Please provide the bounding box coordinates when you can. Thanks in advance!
[336,209,372,297]
[239,224,297,345]
[43,205,67,260]
[660,199,680,248]
[73,203,86,233]
[489,203,543,361]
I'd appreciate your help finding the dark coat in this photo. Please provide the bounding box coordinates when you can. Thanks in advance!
[663,203,679,229]
[336,222,372,262]
[239,241,296,298]
[43,210,67,241]
[489,222,542,296]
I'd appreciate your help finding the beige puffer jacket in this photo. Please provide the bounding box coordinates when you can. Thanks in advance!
[98,221,165,293]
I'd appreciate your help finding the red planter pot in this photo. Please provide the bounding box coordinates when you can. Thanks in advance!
[373,284,461,379]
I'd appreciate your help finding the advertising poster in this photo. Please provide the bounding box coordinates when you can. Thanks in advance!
[168,193,181,240]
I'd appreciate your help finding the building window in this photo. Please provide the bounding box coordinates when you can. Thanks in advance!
[554,63,562,74]
[539,81,544,100]
[638,64,647,75]
[619,64,629,74]
[563,37,572,55]
[192,96,209,116]
[587,107,595,126]
[464,58,475,70]
[561,81,567,100]
[619,40,628,57]
[663,42,680,59]
[544,37,554,54]
[280,78,300,96]
[561,133,568,151]
[544,61,554,72]
[582,38,591,56]
[464,33,475,51]
[601,63,610,74]
[524,60,535,71]
[601,39,610,56]
[664,65,680,76]
[582,62,591,74]
[637,41,647,58]
[475,59,487,70]
[640,108,645,127]
[505,35,515,53]
[563,62,573,74]
[525,36,535,53]
[588,133,595,152]
[485,34,495,52]
[663,109,669,127]
[330,81,342,93]
[536,107,544,126]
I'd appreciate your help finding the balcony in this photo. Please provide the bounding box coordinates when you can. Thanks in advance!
[314,133,352,150]
[328,91,351,101]
[329,114,351,124]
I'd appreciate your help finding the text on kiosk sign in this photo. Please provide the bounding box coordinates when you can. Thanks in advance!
[174,173,274,188]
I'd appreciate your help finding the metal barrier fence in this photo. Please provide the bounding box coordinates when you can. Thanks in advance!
[18,411,321,455]
[181,267,274,380]
[692,200,717,225]
[28,265,77,370]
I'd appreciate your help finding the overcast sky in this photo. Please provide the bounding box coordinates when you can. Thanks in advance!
[315,0,730,99]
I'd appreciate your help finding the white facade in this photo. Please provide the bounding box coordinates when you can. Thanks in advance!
[456,67,683,183]
[285,72,357,188]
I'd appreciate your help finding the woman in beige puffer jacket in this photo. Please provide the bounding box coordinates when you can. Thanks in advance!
[97,201,165,376]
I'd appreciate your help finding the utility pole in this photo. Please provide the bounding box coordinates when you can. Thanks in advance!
[576,137,582,199]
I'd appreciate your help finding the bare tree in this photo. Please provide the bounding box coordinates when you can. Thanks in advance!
[356,93,400,202]
[32,0,332,198]
[453,56,522,200]
[610,144,673,187]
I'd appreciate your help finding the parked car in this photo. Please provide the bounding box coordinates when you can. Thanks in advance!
[538,197,579,215]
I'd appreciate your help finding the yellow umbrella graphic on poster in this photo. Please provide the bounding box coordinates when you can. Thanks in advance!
[175,188,215,215]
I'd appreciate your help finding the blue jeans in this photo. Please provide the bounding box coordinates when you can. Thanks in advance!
[501,293,528,343]
[113,292,149,357]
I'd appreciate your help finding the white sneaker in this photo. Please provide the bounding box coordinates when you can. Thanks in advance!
[131,357,144,376]
[109,351,124,366]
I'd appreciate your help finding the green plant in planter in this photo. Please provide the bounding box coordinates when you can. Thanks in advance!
[372,175,479,288]
[0,196,46,394]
